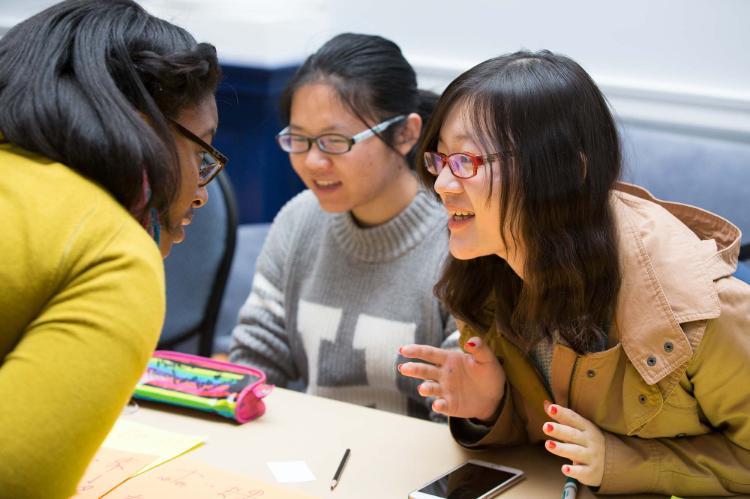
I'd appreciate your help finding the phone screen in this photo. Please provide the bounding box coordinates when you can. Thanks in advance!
[417,462,519,499]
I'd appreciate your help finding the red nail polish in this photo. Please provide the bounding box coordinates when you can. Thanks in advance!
[397,363,403,372]
[563,465,570,474]
[550,405,558,415]
[466,341,476,347]
[547,440,556,449]
[544,423,554,433]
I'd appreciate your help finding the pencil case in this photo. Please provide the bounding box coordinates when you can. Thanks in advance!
[133,351,273,423]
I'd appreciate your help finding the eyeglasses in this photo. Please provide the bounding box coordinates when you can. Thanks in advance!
[276,115,406,155]
[169,118,228,187]
[424,151,504,179]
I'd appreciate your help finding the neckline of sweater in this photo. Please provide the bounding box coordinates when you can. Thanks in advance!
[330,190,444,262]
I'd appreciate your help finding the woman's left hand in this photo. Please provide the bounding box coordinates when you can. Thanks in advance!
[542,401,605,487]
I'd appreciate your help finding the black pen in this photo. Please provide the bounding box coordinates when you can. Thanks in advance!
[330,448,351,490]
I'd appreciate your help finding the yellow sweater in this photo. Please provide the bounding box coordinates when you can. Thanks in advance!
[0,144,165,498]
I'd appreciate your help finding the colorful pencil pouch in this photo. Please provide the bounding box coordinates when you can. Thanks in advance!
[133,351,273,423]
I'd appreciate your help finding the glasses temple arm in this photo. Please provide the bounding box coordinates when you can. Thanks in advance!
[350,114,406,144]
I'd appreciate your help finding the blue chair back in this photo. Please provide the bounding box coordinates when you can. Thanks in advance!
[213,223,271,353]
[160,171,238,356]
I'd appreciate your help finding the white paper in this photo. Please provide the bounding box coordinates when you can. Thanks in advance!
[266,460,316,483]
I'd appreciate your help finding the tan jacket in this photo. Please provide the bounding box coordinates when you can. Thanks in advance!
[451,183,750,496]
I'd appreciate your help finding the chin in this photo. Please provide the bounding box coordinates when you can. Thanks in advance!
[316,199,351,214]
[159,241,173,259]
[158,232,174,259]
[449,240,493,261]
[449,243,476,260]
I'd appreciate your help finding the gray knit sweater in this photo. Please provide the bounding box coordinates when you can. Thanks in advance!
[229,189,458,420]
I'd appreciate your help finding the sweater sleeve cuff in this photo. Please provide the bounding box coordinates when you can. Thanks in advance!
[597,432,660,494]
[449,384,521,448]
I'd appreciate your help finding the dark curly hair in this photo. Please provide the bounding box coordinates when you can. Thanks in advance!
[0,0,222,226]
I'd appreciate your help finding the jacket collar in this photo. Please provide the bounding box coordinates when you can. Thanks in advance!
[612,182,741,384]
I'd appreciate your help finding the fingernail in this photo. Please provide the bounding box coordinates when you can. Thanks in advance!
[563,465,571,474]
[544,423,554,433]
[550,405,558,415]
[466,341,476,347]
[546,440,556,449]
[397,363,403,372]
[398,346,403,354]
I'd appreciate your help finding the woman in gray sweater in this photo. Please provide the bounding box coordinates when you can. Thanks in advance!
[229,33,456,420]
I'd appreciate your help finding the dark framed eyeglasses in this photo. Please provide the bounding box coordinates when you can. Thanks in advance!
[275,115,406,155]
[169,118,228,187]
[424,151,505,179]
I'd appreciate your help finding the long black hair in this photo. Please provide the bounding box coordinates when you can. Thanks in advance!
[418,51,622,353]
[279,32,436,168]
[0,0,221,226]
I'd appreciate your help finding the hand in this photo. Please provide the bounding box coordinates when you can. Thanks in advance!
[398,337,505,420]
[542,401,605,487]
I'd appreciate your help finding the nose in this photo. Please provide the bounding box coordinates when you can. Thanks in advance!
[433,163,463,198]
[303,142,332,170]
[193,185,208,208]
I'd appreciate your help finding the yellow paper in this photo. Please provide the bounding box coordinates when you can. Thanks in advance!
[103,456,315,499]
[102,419,206,475]
[73,447,156,498]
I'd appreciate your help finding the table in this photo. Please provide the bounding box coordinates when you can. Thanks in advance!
[126,388,665,499]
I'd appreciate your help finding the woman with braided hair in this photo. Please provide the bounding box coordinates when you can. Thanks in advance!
[0,0,225,495]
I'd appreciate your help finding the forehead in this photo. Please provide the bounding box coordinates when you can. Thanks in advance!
[175,97,218,133]
[289,83,361,130]
[438,99,500,154]
[438,103,476,147]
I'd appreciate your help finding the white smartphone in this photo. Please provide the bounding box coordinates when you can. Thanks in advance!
[408,460,524,499]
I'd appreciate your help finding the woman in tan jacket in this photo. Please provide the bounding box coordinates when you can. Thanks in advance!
[398,50,750,496]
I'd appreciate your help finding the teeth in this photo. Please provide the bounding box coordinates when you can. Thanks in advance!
[316,180,339,186]
[450,210,474,216]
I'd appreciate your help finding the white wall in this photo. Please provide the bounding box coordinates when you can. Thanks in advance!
[2,0,749,139]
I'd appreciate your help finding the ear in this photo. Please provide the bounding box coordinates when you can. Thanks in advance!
[394,112,422,156]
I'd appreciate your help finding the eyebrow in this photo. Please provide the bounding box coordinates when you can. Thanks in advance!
[438,132,473,145]
[197,126,217,142]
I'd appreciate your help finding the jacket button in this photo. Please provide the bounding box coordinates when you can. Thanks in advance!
[586,369,596,378]
[646,356,657,366]
[638,394,648,404]
[663,342,674,353]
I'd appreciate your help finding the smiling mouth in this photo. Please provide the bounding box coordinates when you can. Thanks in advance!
[449,209,475,221]
[314,179,342,189]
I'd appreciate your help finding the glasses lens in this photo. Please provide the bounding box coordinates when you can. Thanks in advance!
[318,134,352,154]
[198,152,220,183]
[424,152,444,175]
[448,154,476,178]
[277,134,310,153]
